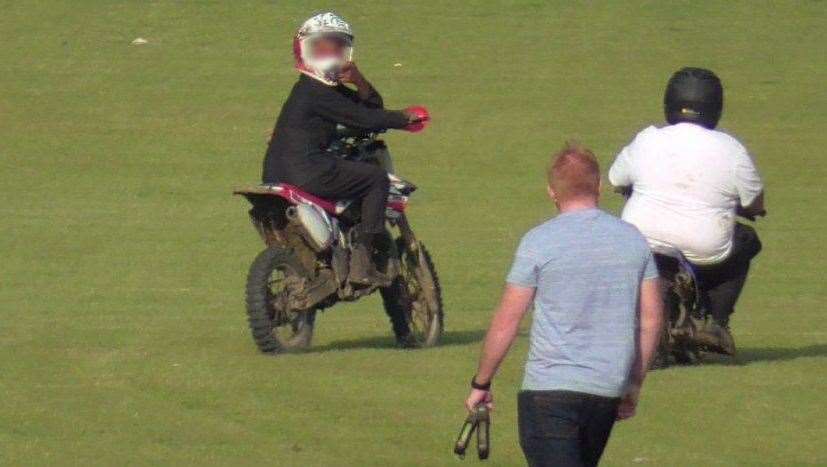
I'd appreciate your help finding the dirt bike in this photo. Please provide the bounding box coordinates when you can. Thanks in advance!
[234,129,443,354]
[654,227,762,367]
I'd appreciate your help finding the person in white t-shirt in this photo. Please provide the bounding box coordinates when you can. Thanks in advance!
[609,67,765,355]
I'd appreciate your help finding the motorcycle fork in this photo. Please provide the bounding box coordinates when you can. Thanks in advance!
[395,214,419,254]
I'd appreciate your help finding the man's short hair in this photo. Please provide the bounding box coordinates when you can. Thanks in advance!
[547,142,601,202]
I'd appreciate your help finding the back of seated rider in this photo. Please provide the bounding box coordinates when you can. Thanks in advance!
[608,67,765,355]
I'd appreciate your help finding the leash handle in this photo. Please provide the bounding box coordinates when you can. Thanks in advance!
[453,414,477,458]
[476,406,490,460]
[454,406,491,460]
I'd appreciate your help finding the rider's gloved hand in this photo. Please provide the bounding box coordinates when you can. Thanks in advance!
[403,106,430,132]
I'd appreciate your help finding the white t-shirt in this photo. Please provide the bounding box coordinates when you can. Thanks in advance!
[608,123,763,265]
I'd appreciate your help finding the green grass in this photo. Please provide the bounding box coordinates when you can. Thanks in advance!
[2,1,826,465]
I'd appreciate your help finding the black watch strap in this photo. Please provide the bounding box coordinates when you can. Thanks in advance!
[471,375,491,391]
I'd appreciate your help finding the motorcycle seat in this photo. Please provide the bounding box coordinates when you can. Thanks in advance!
[234,184,341,215]
[234,176,411,217]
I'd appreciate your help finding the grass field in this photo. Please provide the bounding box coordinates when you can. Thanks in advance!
[2,1,826,465]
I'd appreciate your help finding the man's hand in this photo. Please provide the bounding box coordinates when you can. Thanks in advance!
[465,388,493,413]
[736,204,766,221]
[737,192,766,221]
[617,384,640,421]
[339,62,366,86]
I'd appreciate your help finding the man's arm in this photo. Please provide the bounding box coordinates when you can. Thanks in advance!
[733,145,766,220]
[630,277,664,387]
[313,84,410,130]
[618,277,664,420]
[465,284,535,411]
[475,285,535,384]
[608,145,634,191]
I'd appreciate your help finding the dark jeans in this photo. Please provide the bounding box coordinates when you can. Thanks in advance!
[694,223,762,326]
[299,159,390,235]
[518,391,620,467]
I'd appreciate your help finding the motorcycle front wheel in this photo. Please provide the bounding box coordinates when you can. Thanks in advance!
[245,246,316,353]
[382,239,444,347]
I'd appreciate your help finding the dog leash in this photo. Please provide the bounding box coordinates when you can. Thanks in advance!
[453,405,490,460]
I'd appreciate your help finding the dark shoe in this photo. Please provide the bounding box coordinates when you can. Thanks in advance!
[696,320,736,356]
[349,243,390,286]
[395,333,419,349]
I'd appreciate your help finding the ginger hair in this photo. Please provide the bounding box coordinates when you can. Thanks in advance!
[547,142,601,202]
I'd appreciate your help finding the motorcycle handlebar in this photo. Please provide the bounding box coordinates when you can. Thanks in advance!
[335,125,383,139]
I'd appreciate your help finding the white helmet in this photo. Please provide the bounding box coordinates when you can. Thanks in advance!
[293,12,353,86]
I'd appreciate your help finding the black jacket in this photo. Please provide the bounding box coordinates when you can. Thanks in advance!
[262,74,410,185]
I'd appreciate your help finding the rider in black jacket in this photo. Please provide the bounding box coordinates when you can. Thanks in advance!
[263,12,419,284]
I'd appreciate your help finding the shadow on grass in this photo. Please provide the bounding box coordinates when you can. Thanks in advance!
[735,344,827,364]
[308,329,486,354]
[681,344,827,367]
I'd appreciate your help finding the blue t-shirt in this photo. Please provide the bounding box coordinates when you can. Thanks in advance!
[507,208,658,397]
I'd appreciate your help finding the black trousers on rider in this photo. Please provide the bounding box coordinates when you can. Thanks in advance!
[694,223,762,326]
[299,159,389,238]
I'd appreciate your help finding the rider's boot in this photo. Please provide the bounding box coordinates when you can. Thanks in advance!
[697,319,737,356]
[349,232,390,287]
[395,333,418,349]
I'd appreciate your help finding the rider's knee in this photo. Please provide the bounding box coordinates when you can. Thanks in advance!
[734,222,762,260]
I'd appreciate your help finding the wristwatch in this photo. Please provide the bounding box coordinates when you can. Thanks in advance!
[471,375,491,391]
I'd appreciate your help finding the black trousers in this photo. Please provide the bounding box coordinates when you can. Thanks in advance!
[694,223,762,326]
[298,159,390,235]
[518,391,620,467]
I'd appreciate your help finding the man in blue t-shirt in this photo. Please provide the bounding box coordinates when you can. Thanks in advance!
[465,143,664,467]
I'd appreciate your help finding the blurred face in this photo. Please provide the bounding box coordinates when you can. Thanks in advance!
[311,34,350,60]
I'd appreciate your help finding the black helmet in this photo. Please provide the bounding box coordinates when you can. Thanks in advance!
[664,67,723,129]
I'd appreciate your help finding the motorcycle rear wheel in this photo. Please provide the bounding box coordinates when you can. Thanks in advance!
[656,273,702,367]
[245,246,316,353]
